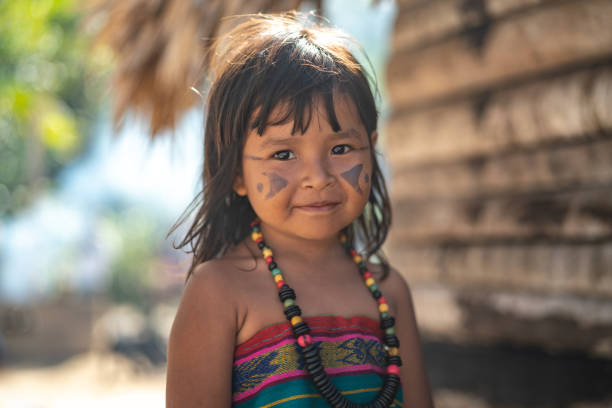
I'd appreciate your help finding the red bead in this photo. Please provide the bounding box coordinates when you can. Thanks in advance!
[250,220,260,227]
[377,296,387,305]
[275,280,285,289]
[363,271,373,279]
[256,237,263,243]
[350,249,358,256]
[265,256,273,264]
[387,364,400,375]
[297,334,312,347]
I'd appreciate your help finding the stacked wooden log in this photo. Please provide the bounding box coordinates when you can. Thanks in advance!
[386,0,612,357]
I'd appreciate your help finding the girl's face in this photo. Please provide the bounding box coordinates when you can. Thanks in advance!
[234,94,376,242]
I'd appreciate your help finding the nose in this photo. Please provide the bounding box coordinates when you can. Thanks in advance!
[300,156,335,190]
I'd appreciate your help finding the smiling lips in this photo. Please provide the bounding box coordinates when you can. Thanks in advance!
[294,201,340,212]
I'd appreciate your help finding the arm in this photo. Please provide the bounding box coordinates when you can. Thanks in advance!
[166,262,237,407]
[386,269,435,408]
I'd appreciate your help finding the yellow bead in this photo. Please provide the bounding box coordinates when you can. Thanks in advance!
[388,347,399,356]
[353,255,362,263]
[379,303,389,313]
[365,278,375,287]
[291,316,303,326]
[262,248,273,258]
[339,234,347,243]
[274,274,284,283]
[251,232,262,241]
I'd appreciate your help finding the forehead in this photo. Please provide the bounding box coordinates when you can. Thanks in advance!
[252,93,367,141]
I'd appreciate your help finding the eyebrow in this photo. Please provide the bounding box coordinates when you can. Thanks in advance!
[259,128,365,147]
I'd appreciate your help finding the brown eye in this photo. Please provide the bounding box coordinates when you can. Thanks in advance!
[273,150,295,160]
[332,144,352,155]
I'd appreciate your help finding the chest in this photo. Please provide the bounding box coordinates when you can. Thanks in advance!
[234,268,387,346]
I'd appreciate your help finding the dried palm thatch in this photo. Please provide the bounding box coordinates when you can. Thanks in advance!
[87,0,312,137]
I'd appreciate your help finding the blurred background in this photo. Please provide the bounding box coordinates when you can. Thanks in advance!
[0,0,611,407]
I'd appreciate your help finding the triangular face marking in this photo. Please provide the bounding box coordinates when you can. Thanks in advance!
[264,172,288,199]
[341,164,363,194]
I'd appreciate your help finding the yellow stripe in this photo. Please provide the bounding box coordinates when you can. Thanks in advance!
[260,393,322,408]
[259,387,403,407]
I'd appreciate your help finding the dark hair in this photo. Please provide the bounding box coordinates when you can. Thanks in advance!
[169,12,392,280]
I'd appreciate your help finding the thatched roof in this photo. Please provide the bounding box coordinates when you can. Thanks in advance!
[88,0,314,136]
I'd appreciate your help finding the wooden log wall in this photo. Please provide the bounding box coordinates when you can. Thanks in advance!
[386,0,612,356]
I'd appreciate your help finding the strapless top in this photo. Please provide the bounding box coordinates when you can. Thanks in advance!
[232,315,403,407]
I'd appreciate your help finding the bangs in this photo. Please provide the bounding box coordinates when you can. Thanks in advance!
[247,34,370,136]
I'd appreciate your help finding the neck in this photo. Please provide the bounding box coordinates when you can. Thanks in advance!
[258,223,347,266]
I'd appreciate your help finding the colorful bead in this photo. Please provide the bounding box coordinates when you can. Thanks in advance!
[250,220,400,408]
[387,364,400,375]
[297,334,312,347]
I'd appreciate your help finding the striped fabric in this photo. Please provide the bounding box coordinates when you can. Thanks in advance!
[232,315,403,407]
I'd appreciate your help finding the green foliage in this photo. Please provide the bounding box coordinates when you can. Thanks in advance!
[0,0,107,216]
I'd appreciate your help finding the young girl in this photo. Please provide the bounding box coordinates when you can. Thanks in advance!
[166,13,433,408]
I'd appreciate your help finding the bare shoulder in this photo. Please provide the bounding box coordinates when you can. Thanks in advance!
[376,264,435,408]
[166,259,241,407]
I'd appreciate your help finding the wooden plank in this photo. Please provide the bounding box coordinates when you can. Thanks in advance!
[387,0,612,109]
[387,241,612,296]
[410,285,612,355]
[390,137,612,199]
[391,188,612,242]
[393,0,557,53]
[386,68,612,167]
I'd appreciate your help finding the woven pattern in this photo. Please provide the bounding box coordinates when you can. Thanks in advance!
[232,315,403,407]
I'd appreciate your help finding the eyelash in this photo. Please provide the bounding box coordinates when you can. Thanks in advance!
[272,145,354,161]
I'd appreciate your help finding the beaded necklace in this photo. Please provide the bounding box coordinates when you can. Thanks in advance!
[250,219,402,408]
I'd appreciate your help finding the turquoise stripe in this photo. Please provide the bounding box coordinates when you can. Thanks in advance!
[233,373,403,407]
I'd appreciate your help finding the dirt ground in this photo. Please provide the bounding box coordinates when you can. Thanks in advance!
[0,352,165,407]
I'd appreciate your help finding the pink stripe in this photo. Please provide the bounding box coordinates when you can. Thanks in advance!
[232,364,382,403]
[233,333,381,366]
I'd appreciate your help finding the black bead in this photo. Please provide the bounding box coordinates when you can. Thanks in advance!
[278,285,296,301]
[384,334,399,348]
[267,261,277,270]
[292,322,310,336]
[327,390,343,406]
[257,241,265,249]
[372,289,382,299]
[302,344,319,358]
[307,364,324,377]
[380,316,395,329]
[387,355,402,366]
[283,305,301,318]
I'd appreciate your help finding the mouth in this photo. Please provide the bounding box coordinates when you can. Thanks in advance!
[294,201,340,213]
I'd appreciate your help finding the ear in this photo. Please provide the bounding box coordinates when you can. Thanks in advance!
[233,172,247,196]
[370,130,379,147]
